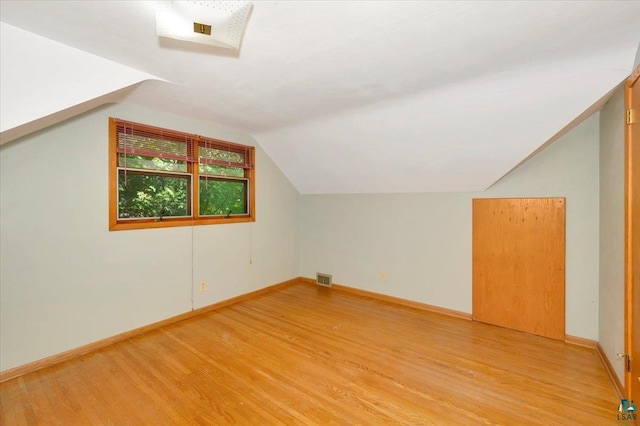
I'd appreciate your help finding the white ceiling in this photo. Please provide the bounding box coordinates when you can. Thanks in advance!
[1,1,639,193]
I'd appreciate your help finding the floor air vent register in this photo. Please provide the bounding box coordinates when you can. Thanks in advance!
[316,273,332,287]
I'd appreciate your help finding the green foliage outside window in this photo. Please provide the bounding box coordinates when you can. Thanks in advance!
[199,179,247,216]
[118,171,190,218]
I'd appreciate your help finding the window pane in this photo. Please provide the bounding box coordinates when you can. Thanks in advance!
[118,170,191,219]
[198,163,244,177]
[199,178,248,216]
[119,154,187,172]
[199,145,245,164]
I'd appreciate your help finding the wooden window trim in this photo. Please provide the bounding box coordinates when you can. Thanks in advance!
[109,118,255,231]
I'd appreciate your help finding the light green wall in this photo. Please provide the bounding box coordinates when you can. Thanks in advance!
[0,103,300,371]
[599,86,626,383]
[300,114,600,339]
[1,94,622,371]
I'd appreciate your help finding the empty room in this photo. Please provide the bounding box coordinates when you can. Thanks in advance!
[1,1,639,424]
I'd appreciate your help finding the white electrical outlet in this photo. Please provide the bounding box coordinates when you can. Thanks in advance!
[381,272,387,281]
[199,281,207,292]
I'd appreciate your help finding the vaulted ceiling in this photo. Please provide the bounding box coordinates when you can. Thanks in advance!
[1,1,639,193]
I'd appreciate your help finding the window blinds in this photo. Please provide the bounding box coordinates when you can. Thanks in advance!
[115,119,195,163]
[114,119,254,169]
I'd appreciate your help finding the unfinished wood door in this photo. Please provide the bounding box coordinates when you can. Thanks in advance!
[473,198,565,340]
[625,66,640,403]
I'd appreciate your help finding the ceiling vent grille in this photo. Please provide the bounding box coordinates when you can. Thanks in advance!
[316,273,332,288]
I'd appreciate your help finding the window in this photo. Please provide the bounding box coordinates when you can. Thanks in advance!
[109,118,255,230]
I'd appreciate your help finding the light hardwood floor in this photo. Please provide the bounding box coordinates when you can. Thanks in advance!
[0,282,619,425]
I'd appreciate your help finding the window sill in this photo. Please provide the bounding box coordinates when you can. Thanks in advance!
[109,215,255,231]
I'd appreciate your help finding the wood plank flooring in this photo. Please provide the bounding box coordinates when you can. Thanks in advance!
[0,282,619,425]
